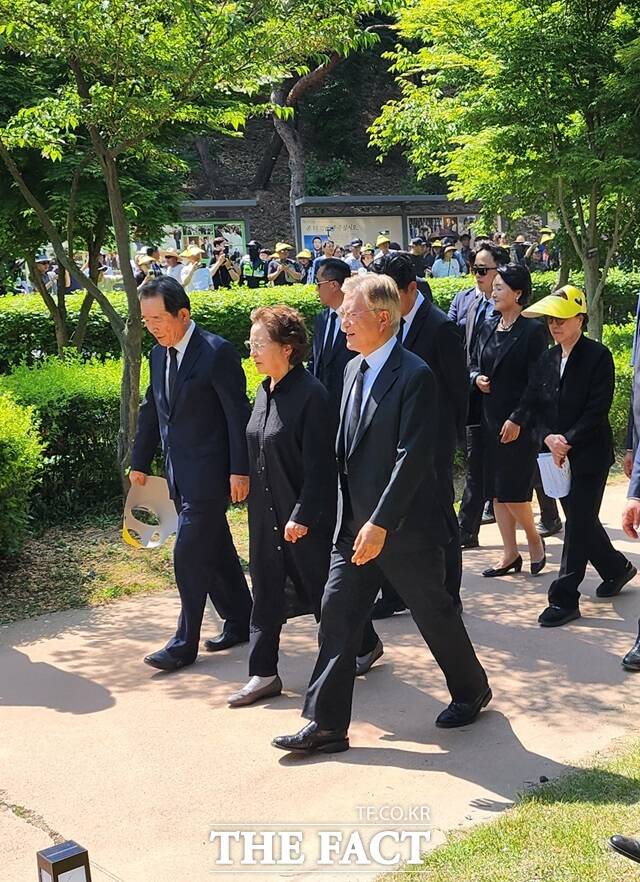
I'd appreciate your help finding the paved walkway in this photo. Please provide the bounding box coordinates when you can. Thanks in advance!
[2,482,640,882]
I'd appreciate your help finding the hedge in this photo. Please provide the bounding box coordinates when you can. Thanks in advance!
[1,268,638,372]
[0,356,263,525]
[0,392,43,555]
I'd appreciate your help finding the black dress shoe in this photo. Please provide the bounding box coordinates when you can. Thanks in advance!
[482,555,522,578]
[481,503,496,525]
[609,835,640,863]
[531,539,546,576]
[538,605,581,627]
[371,598,407,619]
[460,532,479,549]
[622,620,640,671]
[356,639,384,676]
[435,686,492,728]
[203,631,249,652]
[143,649,194,671]
[272,721,349,754]
[596,561,637,598]
[536,518,562,538]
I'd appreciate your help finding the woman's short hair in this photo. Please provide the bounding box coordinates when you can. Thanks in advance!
[342,273,401,333]
[250,305,309,366]
[495,263,532,307]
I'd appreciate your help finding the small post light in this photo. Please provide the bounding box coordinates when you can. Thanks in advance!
[37,841,92,882]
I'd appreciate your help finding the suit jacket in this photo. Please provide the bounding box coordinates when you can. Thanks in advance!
[470,315,548,437]
[336,342,453,551]
[131,324,250,501]
[308,308,357,416]
[404,298,468,456]
[517,334,615,477]
[447,287,476,337]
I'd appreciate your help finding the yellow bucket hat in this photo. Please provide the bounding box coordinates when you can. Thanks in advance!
[522,285,587,319]
[296,249,312,259]
[179,244,205,258]
[274,241,293,252]
[376,234,391,246]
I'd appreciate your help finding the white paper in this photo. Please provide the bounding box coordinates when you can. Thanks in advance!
[40,871,53,882]
[537,452,571,499]
[59,868,88,882]
[123,476,178,548]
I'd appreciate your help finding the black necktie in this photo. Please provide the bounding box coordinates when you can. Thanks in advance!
[318,311,337,371]
[397,317,406,343]
[167,346,178,406]
[346,359,369,453]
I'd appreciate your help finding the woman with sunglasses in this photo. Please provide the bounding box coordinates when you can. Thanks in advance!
[516,286,635,627]
[470,263,547,578]
[228,306,336,706]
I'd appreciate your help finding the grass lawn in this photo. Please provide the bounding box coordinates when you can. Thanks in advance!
[0,504,249,625]
[392,741,640,882]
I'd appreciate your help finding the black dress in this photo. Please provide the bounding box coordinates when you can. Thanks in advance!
[246,364,337,676]
[471,315,547,503]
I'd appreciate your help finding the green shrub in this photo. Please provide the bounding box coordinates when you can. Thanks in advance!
[0,392,43,554]
[0,356,260,524]
[1,270,637,373]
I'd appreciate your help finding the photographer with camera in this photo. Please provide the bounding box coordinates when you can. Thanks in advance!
[210,236,240,289]
[267,242,302,286]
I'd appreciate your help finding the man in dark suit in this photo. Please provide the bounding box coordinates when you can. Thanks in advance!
[272,274,490,754]
[130,276,253,671]
[308,258,356,417]
[359,252,466,663]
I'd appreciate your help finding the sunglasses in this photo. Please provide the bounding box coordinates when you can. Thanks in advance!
[472,265,497,277]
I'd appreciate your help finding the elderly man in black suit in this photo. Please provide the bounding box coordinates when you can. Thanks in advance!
[307,257,356,418]
[131,276,253,671]
[357,252,468,672]
[272,274,491,754]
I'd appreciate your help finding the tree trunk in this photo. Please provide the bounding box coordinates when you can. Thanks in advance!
[555,254,570,288]
[250,130,283,190]
[583,259,603,340]
[194,135,223,196]
[273,108,306,240]
[26,254,69,358]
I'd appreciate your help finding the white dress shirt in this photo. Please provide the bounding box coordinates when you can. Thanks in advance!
[164,263,184,281]
[344,336,398,445]
[165,320,196,400]
[401,292,425,341]
[322,308,340,349]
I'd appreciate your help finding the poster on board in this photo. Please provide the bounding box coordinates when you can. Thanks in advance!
[407,215,477,240]
[162,221,247,260]
[300,216,404,250]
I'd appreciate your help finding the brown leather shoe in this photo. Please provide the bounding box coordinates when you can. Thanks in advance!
[228,675,282,707]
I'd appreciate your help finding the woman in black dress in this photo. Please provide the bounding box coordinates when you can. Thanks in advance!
[518,286,635,627]
[228,306,336,707]
[470,263,547,577]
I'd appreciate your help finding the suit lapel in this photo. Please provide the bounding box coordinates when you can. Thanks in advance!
[403,300,430,351]
[491,315,524,374]
[466,293,482,351]
[348,342,402,458]
[314,309,329,367]
[169,326,204,415]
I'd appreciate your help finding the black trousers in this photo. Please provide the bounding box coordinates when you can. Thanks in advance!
[459,425,485,536]
[359,533,462,655]
[533,469,560,527]
[165,497,252,662]
[548,470,629,610]
[303,533,488,732]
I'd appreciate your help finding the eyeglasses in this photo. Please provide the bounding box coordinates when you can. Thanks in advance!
[472,265,497,276]
[244,340,268,353]
[337,307,382,323]
[316,279,335,287]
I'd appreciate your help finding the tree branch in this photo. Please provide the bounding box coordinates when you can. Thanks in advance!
[0,136,125,341]
[67,150,94,249]
[556,177,584,259]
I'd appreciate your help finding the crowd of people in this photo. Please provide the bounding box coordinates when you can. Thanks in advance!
[127,229,640,757]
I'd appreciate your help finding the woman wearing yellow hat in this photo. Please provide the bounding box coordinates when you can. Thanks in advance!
[517,285,636,627]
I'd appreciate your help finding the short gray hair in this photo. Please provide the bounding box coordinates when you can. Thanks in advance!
[342,273,401,333]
